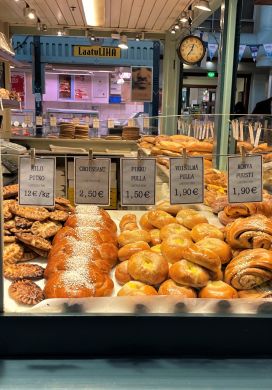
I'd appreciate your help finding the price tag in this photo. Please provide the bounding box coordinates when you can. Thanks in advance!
[74,158,110,206]
[50,116,57,127]
[121,158,156,206]
[36,116,43,126]
[24,116,31,125]
[107,119,115,129]
[228,155,263,203]
[18,157,56,207]
[93,118,100,129]
[143,117,150,128]
[85,116,90,124]
[128,118,135,127]
[170,157,204,204]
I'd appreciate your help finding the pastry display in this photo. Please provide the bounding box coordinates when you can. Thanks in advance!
[117,281,158,296]
[191,223,224,242]
[199,281,238,299]
[161,236,192,264]
[169,259,210,288]
[196,238,232,264]
[4,263,44,281]
[118,241,150,262]
[115,261,132,285]
[9,280,44,305]
[158,279,197,297]
[176,209,208,229]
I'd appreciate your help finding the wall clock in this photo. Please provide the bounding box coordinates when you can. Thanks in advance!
[177,35,206,65]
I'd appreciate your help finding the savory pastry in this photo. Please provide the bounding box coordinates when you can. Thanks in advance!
[176,209,208,230]
[9,203,50,221]
[169,259,210,288]
[3,184,19,199]
[15,233,52,251]
[182,244,221,272]
[149,229,162,246]
[20,249,37,262]
[204,169,227,188]
[158,279,197,297]
[4,236,16,243]
[31,220,62,238]
[157,140,182,153]
[4,263,44,281]
[3,201,14,221]
[3,243,24,264]
[115,260,132,285]
[160,223,191,241]
[225,215,272,249]
[155,200,183,216]
[224,248,272,290]
[191,223,224,242]
[14,216,33,229]
[9,279,44,305]
[160,236,192,263]
[54,197,75,213]
[238,282,272,298]
[199,281,238,299]
[49,210,69,222]
[139,213,154,230]
[128,250,169,285]
[44,267,114,298]
[119,214,138,231]
[147,210,176,229]
[196,238,232,264]
[118,241,150,262]
[117,281,158,296]
[118,229,151,247]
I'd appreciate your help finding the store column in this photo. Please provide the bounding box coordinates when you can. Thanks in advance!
[214,0,239,170]
[0,22,11,139]
[161,32,180,135]
[32,36,44,137]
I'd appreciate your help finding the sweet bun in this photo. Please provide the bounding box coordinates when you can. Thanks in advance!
[196,238,232,264]
[160,236,192,264]
[199,281,238,299]
[147,210,176,229]
[99,243,118,268]
[139,213,154,230]
[118,230,151,247]
[149,229,162,246]
[158,279,197,297]
[156,201,183,216]
[117,281,158,296]
[169,259,210,288]
[176,209,208,229]
[182,244,221,272]
[160,223,191,241]
[118,241,150,262]
[44,266,114,298]
[115,260,132,285]
[150,244,162,253]
[191,223,224,242]
[128,250,169,285]
[119,214,138,231]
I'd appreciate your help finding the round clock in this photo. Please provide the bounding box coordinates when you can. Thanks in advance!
[177,35,206,65]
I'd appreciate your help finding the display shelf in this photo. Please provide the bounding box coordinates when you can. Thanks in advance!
[0,99,20,110]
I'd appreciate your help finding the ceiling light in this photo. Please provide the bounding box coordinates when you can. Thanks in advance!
[82,0,105,26]
[135,34,140,42]
[42,24,47,32]
[117,78,124,85]
[174,22,180,30]
[179,11,188,23]
[37,19,42,31]
[194,0,211,12]
[10,65,15,69]
[90,34,96,41]
[57,27,68,36]
[170,27,176,34]
[24,4,36,20]
[118,35,128,50]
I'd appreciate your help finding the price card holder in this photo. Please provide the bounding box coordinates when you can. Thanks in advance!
[170,156,204,204]
[143,117,150,129]
[108,119,114,129]
[228,154,263,203]
[18,156,56,207]
[24,115,31,126]
[121,158,156,206]
[49,116,57,127]
[128,118,135,127]
[74,157,110,206]
[36,116,43,126]
[93,118,100,129]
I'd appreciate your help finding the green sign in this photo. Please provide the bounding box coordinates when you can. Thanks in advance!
[207,71,216,78]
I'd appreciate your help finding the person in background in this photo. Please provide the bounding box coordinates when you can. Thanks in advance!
[233,101,246,118]
[252,96,272,115]
[252,96,272,144]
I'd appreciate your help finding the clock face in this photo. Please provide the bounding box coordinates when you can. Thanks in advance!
[178,35,206,65]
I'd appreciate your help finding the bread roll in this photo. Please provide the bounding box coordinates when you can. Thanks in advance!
[119,214,138,232]
[117,281,158,296]
[182,244,221,272]
[176,209,208,230]
[155,201,183,216]
[128,250,169,285]
[117,241,150,262]
[147,210,176,229]
[118,229,151,247]
[196,238,232,264]
[160,223,191,241]
[191,223,224,242]
[139,213,154,231]
[169,260,210,288]
[157,140,182,153]
[150,244,162,253]
[199,281,238,299]
[99,242,118,268]
[115,260,132,285]
[158,279,197,297]
[149,229,162,246]
[161,236,192,264]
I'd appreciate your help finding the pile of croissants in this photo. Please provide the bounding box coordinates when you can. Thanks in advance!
[115,204,272,299]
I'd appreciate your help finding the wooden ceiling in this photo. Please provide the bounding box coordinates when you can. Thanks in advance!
[0,0,194,33]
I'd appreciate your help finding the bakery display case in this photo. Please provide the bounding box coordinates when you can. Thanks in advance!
[1,113,272,358]
[10,109,35,137]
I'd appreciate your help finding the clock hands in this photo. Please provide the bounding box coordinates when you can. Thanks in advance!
[187,44,195,56]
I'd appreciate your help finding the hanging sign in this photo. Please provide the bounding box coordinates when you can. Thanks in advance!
[263,43,272,58]
[121,158,156,206]
[208,43,218,61]
[170,157,204,205]
[74,158,110,205]
[228,155,263,203]
[249,45,259,62]
[73,46,121,58]
[238,44,247,61]
[18,157,56,207]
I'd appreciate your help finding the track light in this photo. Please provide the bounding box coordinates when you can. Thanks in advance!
[90,34,96,41]
[118,35,128,50]
[135,34,140,42]
[179,11,188,23]
[174,22,180,30]
[57,27,68,36]
[37,18,42,31]
[170,27,176,34]
[42,24,47,32]
[24,4,36,20]
[194,0,211,12]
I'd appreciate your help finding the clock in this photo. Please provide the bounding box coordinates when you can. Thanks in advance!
[177,35,206,65]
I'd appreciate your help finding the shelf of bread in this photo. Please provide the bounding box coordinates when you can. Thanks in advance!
[0,88,21,110]
[3,183,272,314]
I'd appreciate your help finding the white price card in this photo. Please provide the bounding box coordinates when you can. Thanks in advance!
[170,157,204,204]
[35,116,43,126]
[121,158,156,206]
[143,117,150,128]
[93,118,100,129]
[228,155,263,203]
[18,157,56,207]
[24,115,31,125]
[49,116,57,127]
[108,119,115,129]
[74,158,110,206]
[128,118,135,127]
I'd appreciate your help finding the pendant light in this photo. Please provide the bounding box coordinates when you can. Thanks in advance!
[24,4,36,20]
[179,11,188,23]
[118,35,128,50]
[194,0,211,12]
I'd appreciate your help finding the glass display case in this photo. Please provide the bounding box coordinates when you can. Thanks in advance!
[11,109,35,137]
[1,113,272,357]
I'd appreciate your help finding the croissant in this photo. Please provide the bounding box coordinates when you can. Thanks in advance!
[238,282,272,298]
[224,248,272,290]
[225,215,272,249]
[119,214,138,232]
[224,199,272,219]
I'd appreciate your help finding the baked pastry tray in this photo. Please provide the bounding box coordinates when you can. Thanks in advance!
[5,208,270,315]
